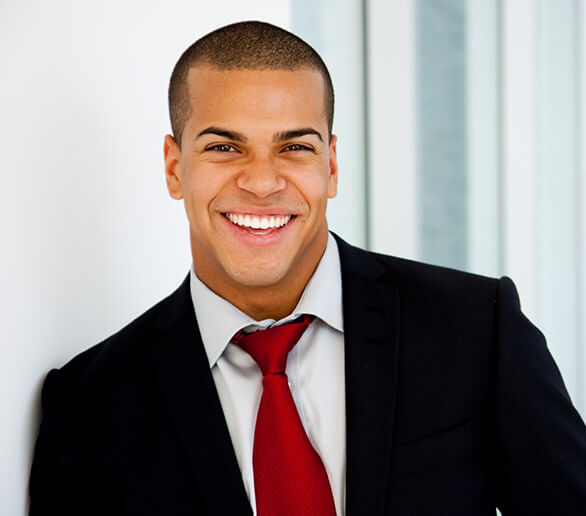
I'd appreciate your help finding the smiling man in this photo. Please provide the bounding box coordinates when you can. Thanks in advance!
[29,21,586,516]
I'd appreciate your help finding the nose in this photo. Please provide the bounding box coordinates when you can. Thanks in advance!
[235,155,287,198]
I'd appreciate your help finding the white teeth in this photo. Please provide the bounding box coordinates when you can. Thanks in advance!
[225,213,292,229]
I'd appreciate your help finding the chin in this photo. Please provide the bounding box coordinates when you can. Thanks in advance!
[227,264,289,289]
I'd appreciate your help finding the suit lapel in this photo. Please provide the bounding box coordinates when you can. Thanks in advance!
[149,277,252,516]
[335,235,401,516]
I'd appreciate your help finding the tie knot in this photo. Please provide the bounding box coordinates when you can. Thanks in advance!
[233,315,313,376]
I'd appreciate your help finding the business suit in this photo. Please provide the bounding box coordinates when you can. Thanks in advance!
[29,234,586,515]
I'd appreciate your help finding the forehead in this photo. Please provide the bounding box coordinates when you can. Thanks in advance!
[184,65,327,132]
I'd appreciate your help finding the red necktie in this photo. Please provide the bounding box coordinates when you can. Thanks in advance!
[233,315,337,516]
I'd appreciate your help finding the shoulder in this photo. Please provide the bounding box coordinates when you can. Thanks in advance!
[333,232,503,306]
[53,275,191,391]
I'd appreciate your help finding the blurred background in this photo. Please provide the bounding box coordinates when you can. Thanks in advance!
[1,0,585,513]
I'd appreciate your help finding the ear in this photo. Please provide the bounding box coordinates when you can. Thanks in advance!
[327,134,338,199]
[163,134,183,200]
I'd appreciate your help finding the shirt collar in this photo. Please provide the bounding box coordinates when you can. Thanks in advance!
[190,232,344,368]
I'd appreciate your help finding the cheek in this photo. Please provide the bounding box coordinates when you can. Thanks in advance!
[181,183,214,233]
[182,168,218,209]
[291,162,332,196]
[307,173,333,203]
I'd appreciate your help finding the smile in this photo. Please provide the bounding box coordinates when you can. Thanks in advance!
[224,213,293,230]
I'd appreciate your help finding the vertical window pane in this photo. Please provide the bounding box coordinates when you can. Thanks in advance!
[416,0,468,269]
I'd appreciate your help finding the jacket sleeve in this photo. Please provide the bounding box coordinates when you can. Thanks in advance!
[494,276,586,514]
[29,369,90,515]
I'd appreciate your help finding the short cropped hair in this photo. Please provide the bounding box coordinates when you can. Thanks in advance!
[168,21,334,146]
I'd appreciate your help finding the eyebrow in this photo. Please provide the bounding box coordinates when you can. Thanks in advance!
[274,128,323,143]
[195,126,324,144]
[196,126,248,142]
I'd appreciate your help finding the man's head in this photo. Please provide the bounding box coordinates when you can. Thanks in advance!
[168,21,334,148]
[163,21,338,320]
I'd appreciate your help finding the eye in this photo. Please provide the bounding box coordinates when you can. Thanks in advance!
[283,143,313,152]
[206,143,237,152]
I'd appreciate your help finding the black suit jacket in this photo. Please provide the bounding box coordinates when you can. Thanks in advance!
[30,235,586,515]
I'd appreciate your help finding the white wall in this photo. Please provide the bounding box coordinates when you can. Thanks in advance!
[0,2,290,514]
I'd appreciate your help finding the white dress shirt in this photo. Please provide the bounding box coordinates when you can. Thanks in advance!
[189,233,346,515]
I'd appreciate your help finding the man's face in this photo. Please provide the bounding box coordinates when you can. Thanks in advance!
[164,65,338,304]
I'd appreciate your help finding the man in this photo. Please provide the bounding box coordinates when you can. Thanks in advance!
[29,21,586,515]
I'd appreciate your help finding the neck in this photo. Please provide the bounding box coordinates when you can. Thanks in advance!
[220,283,305,321]
[191,233,328,321]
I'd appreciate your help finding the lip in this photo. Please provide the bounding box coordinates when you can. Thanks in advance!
[220,207,295,217]
[220,211,296,247]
